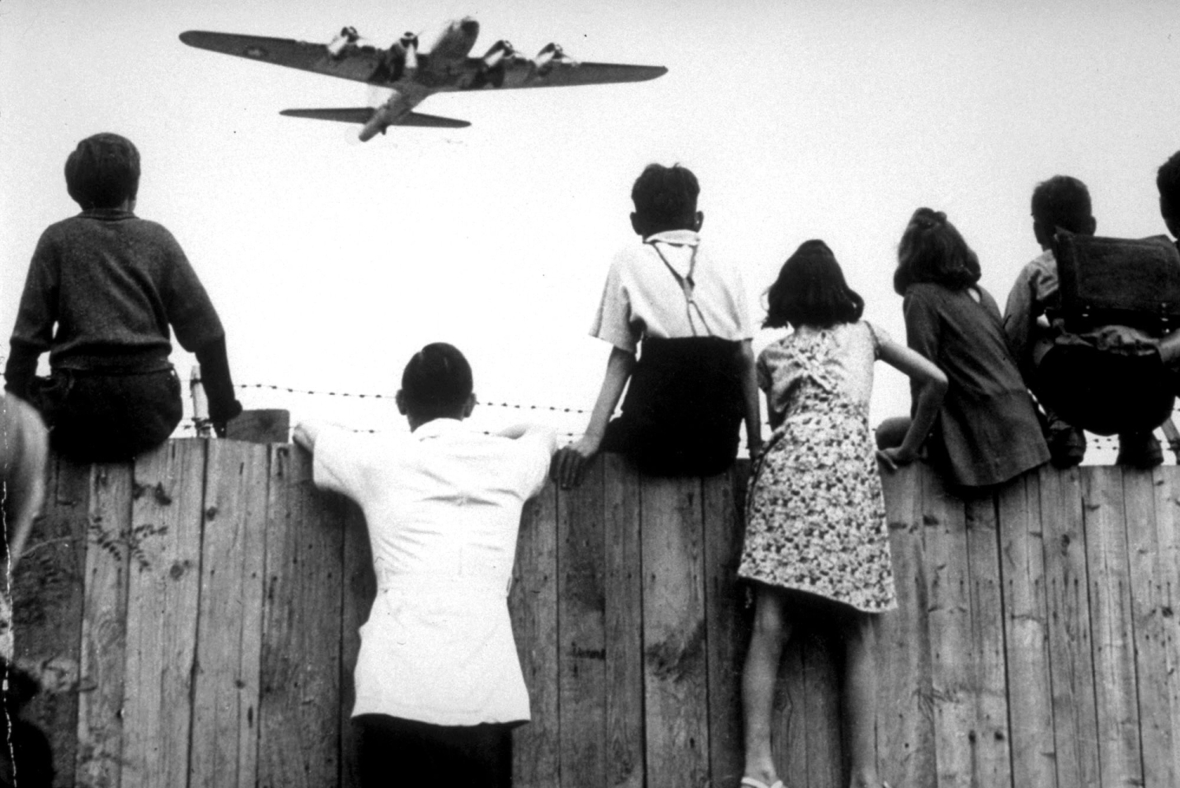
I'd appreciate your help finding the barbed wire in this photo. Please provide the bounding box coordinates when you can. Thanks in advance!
[235,382,589,415]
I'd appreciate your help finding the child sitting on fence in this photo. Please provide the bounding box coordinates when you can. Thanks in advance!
[878,208,1049,488]
[294,343,555,788]
[4,133,242,462]
[1003,175,1180,468]
[550,163,761,487]
[739,241,946,788]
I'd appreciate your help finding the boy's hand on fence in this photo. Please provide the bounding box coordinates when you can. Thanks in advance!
[550,435,601,489]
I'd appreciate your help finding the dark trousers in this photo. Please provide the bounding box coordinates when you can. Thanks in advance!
[353,714,514,788]
[29,367,182,463]
[1034,344,1175,436]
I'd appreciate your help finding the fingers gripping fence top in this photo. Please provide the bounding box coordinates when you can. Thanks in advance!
[9,445,1180,788]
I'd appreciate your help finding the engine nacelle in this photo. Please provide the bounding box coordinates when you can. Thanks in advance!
[327,26,360,58]
[533,42,566,74]
[480,39,515,70]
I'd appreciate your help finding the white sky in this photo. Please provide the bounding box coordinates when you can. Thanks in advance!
[3,0,1180,456]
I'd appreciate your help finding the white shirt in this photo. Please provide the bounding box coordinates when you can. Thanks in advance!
[589,229,754,353]
[311,419,555,725]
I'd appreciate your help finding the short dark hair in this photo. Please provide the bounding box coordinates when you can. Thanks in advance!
[893,208,982,295]
[765,240,864,329]
[400,343,473,420]
[64,133,141,210]
[1031,175,1092,234]
[631,163,699,227]
[1158,150,1180,221]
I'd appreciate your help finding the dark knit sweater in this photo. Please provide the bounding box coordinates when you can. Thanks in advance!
[5,209,239,419]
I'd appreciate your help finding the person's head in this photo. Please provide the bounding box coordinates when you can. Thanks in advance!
[1031,175,1096,249]
[893,208,982,295]
[764,240,864,329]
[395,343,475,429]
[1157,150,1180,239]
[630,163,703,237]
[64,133,141,210]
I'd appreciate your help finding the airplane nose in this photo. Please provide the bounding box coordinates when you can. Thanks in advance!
[460,18,480,37]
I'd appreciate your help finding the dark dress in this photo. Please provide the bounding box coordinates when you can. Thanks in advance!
[903,283,1049,487]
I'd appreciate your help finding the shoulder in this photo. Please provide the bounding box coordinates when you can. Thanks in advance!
[855,319,890,348]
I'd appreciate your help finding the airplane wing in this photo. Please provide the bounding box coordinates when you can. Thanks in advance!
[280,108,471,129]
[457,58,667,91]
[179,31,388,85]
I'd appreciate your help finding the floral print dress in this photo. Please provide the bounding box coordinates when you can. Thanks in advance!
[738,321,896,613]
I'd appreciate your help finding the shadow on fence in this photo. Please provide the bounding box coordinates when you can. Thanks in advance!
[10,440,1180,787]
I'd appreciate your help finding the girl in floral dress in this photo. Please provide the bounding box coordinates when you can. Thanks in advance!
[738,241,946,788]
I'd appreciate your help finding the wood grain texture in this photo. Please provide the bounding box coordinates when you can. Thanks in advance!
[74,462,132,788]
[875,465,935,788]
[257,444,343,788]
[1038,465,1100,788]
[189,441,269,788]
[602,455,644,788]
[996,471,1057,788]
[510,479,560,787]
[121,440,207,788]
[1082,467,1143,788]
[338,491,373,788]
[641,475,709,788]
[1150,466,1180,788]
[702,467,750,788]
[557,459,607,788]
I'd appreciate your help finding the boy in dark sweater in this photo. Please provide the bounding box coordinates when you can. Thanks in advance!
[5,133,241,462]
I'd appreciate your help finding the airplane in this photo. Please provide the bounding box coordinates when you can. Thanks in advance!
[179,19,667,142]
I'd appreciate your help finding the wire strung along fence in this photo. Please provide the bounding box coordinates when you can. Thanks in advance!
[10,440,1180,788]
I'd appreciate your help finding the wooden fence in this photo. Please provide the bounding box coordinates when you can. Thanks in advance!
[10,439,1180,787]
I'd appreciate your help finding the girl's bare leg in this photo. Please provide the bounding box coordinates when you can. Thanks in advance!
[841,610,881,788]
[742,586,792,786]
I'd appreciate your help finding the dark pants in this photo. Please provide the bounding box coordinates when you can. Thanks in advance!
[1034,345,1175,436]
[28,367,182,463]
[353,714,514,788]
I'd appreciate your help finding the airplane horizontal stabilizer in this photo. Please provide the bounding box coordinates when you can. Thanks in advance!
[396,111,471,128]
[279,107,375,124]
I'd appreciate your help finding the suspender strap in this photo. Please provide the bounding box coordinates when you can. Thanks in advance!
[648,241,714,337]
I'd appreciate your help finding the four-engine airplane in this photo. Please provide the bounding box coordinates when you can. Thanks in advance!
[179,19,667,141]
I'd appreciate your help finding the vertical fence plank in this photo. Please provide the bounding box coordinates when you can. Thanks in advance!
[511,481,560,787]
[75,463,132,788]
[921,467,974,787]
[1082,467,1143,788]
[257,445,343,788]
[558,458,607,787]
[997,470,1057,788]
[875,465,935,788]
[603,455,643,788]
[189,441,269,788]
[1126,468,1177,788]
[1152,466,1180,787]
[641,476,709,788]
[13,457,88,788]
[121,440,207,788]
[964,491,1012,786]
[703,466,750,788]
[339,495,373,788]
[1038,465,1100,788]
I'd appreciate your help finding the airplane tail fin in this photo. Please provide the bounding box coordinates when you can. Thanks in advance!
[279,108,470,128]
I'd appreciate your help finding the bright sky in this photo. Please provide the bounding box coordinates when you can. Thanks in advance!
[4,0,1180,456]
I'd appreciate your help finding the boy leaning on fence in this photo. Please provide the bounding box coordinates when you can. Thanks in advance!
[294,343,555,788]
[4,133,241,463]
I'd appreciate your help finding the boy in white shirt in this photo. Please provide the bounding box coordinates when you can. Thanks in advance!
[294,343,555,788]
[552,163,761,486]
